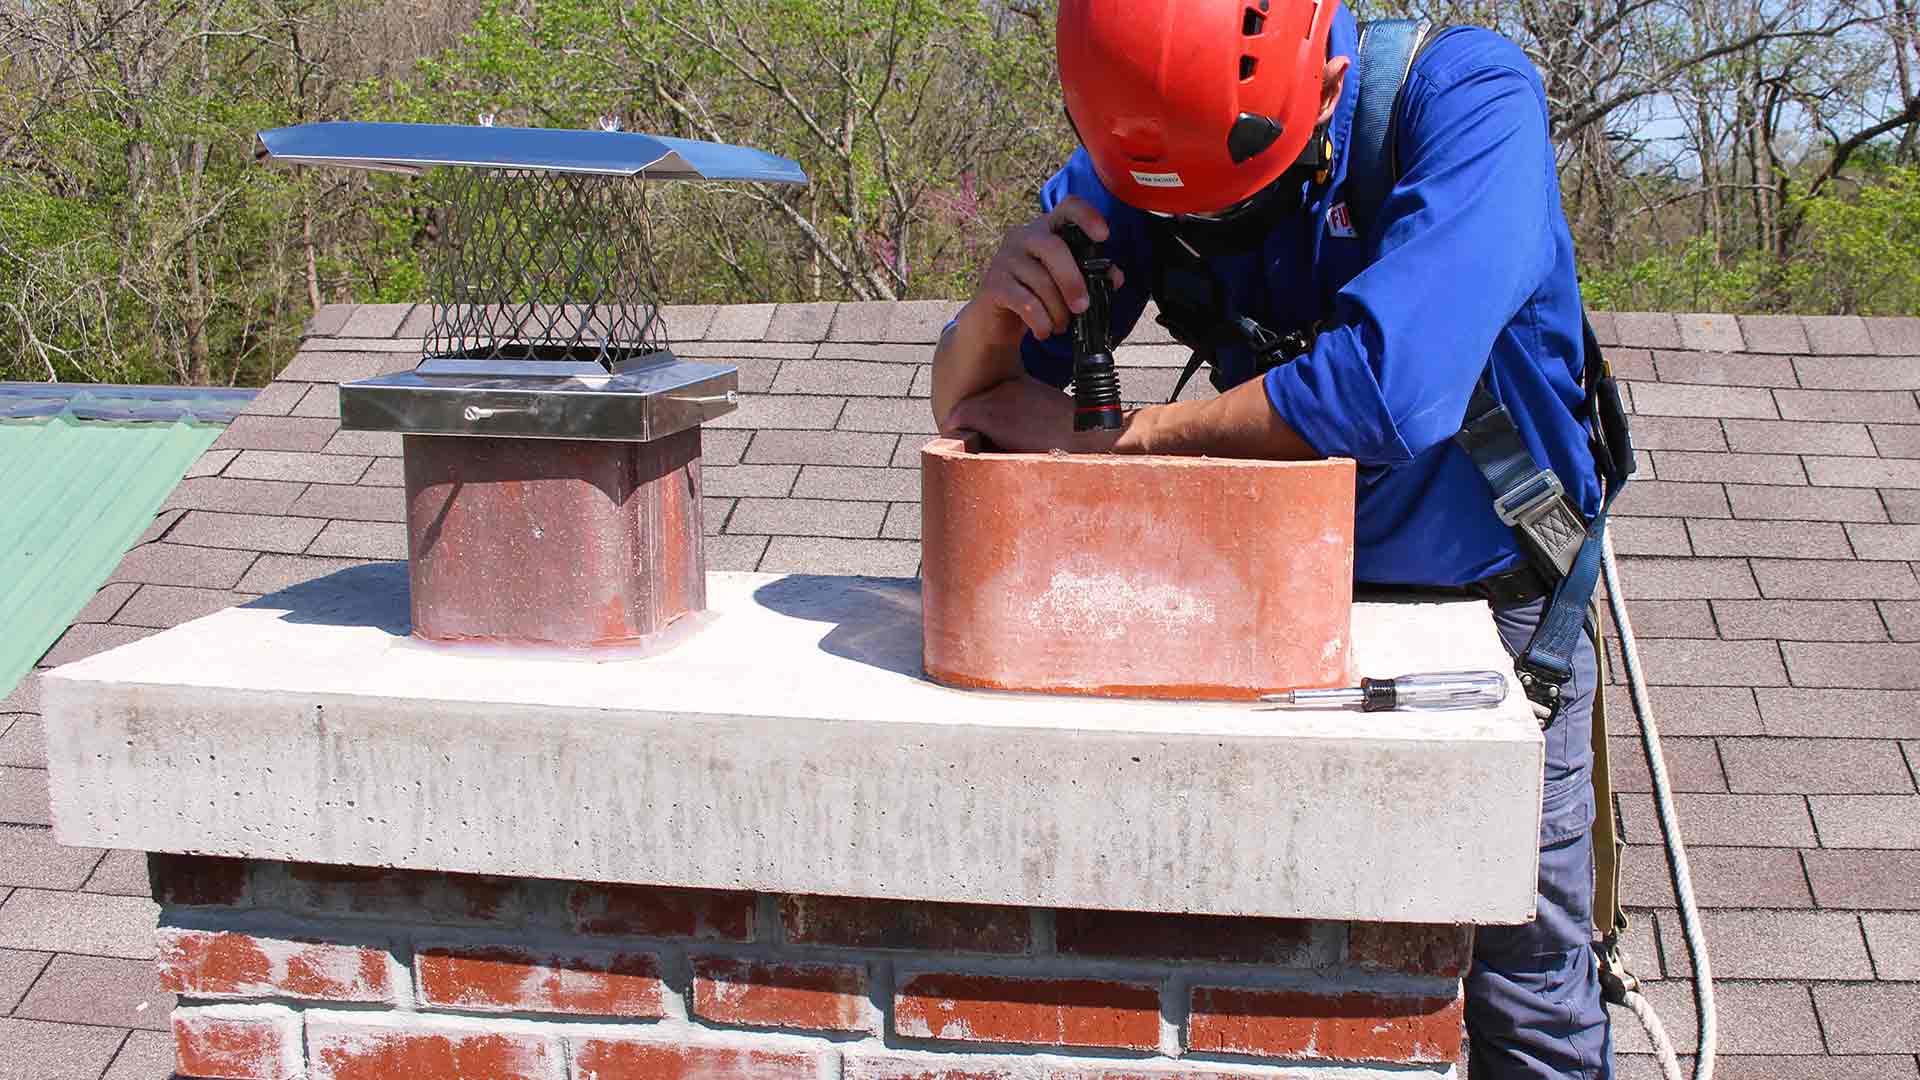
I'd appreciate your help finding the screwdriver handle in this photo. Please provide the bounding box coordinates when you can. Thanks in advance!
[1361,670,1508,712]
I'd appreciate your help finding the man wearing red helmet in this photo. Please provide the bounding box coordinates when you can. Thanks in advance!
[932,1,1612,1078]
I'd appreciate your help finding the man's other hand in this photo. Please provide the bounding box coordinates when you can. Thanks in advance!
[942,376,1126,454]
[969,196,1125,346]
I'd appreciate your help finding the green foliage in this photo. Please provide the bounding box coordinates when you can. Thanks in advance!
[1580,166,1920,315]
[1795,166,1920,315]
[0,0,1912,389]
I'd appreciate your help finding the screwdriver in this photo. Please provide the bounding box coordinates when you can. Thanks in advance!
[1260,670,1508,712]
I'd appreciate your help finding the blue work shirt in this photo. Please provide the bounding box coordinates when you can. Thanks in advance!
[1022,8,1600,589]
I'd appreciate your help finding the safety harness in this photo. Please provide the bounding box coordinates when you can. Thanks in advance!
[1144,19,1635,727]
[1138,18,1638,953]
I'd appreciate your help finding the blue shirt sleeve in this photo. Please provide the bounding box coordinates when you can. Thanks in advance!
[1019,152,1154,389]
[1264,51,1558,465]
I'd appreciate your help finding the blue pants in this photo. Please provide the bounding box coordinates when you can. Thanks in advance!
[1466,598,1613,1079]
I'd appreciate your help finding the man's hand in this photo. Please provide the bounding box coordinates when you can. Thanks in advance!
[943,376,1124,454]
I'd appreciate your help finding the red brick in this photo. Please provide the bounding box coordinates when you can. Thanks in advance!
[1044,1060,1297,1068]
[174,1006,299,1080]
[1054,910,1320,965]
[1187,985,1462,1064]
[894,973,1161,1051]
[149,853,250,907]
[1346,922,1473,977]
[691,956,874,1033]
[415,943,664,1017]
[157,928,391,1002]
[567,882,754,940]
[277,863,520,926]
[843,1050,1027,1080]
[570,1038,829,1080]
[1041,1069,1295,1080]
[1781,642,1920,689]
[781,895,1029,953]
[307,1019,561,1080]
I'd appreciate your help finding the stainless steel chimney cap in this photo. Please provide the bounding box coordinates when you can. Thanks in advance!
[266,121,806,442]
[339,352,738,442]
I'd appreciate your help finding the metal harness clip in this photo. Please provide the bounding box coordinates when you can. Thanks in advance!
[1495,467,1568,528]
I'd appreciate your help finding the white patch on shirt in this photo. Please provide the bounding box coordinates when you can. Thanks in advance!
[1129,170,1185,188]
[1327,201,1357,238]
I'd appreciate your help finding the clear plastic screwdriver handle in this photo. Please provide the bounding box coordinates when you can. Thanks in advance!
[1261,670,1508,712]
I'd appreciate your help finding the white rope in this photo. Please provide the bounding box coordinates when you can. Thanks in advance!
[1602,531,1717,1080]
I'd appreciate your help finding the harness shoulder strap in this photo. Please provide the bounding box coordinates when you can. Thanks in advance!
[1348,18,1438,240]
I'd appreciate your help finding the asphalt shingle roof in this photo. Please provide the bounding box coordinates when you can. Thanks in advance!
[3,303,1919,1078]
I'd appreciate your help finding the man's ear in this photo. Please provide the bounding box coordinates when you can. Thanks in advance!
[1319,56,1352,127]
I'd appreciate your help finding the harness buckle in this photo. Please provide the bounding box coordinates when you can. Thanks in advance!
[1495,467,1568,528]
[1514,659,1568,728]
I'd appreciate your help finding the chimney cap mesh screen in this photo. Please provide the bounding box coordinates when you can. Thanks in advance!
[425,167,666,366]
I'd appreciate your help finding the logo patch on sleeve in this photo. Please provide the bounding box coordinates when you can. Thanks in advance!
[1327,202,1357,238]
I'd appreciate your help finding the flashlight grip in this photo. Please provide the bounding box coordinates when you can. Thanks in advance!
[1059,225,1122,432]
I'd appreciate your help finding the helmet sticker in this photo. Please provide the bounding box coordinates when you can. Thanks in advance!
[1129,170,1186,188]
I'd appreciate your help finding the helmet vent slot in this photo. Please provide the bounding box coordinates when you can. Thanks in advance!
[1239,55,1258,80]
[1243,9,1266,34]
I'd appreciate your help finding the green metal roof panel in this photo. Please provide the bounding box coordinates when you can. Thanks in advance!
[0,411,224,699]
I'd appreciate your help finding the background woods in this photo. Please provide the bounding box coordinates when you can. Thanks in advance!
[0,0,1915,386]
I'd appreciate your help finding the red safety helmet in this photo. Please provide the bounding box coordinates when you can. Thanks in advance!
[1058,0,1340,217]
